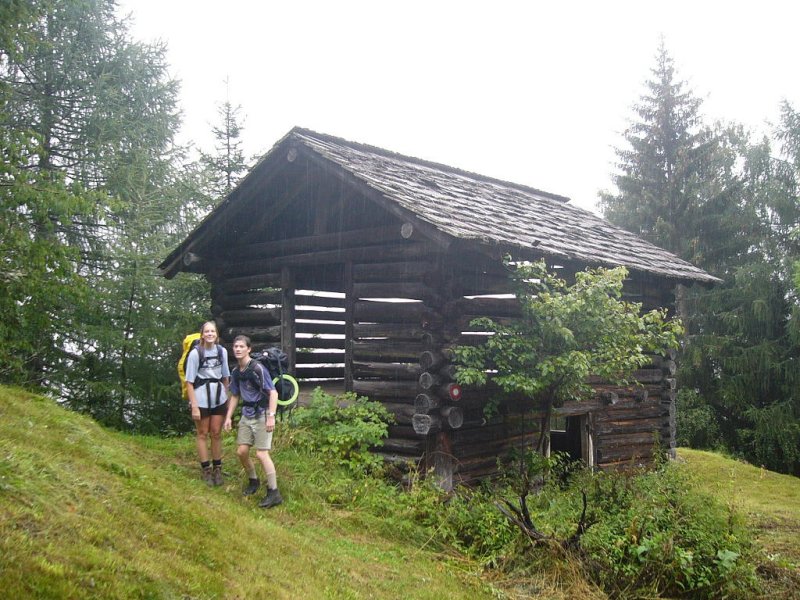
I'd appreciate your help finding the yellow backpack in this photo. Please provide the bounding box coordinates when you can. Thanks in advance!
[177,333,202,401]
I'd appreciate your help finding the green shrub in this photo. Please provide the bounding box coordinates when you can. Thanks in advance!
[677,389,724,449]
[291,387,394,474]
[572,464,760,598]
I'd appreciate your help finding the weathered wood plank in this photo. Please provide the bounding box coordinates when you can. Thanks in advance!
[351,341,427,362]
[353,261,435,283]
[295,351,344,365]
[352,361,421,380]
[354,301,441,326]
[220,307,281,327]
[295,365,345,380]
[223,242,441,276]
[295,337,346,350]
[353,323,438,342]
[353,282,442,304]
[213,290,282,311]
[352,379,417,401]
[296,321,346,335]
[220,273,282,295]
[232,225,401,258]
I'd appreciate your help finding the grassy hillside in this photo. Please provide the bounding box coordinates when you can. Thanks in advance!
[2,386,798,599]
[0,387,492,599]
[678,448,800,568]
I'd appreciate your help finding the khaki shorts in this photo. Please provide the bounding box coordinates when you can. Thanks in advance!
[237,414,273,451]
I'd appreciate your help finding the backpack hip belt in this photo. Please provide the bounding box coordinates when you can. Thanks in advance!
[193,377,223,407]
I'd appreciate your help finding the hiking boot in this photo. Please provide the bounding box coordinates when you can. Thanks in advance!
[259,488,283,509]
[243,478,260,496]
[212,465,224,487]
[202,466,214,487]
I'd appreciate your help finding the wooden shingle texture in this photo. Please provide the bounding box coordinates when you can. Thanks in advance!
[290,128,717,284]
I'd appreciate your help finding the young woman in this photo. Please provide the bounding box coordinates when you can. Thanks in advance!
[185,321,230,486]
[224,335,282,508]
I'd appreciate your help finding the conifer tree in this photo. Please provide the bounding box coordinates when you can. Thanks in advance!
[2,0,204,432]
[600,40,732,263]
[199,96,250,205]
[602,42,800,474]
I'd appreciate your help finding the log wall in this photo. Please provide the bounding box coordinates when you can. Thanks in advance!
[206,218,680,488]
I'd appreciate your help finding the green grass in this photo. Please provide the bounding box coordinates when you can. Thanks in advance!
[3,386,799,599]
[677,448,800,565]
[0,387,492,599]
[677,448,800,597]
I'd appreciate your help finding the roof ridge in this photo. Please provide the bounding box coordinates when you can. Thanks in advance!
[289,126,571,203]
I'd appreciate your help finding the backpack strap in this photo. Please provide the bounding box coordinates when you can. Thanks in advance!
[193,344,224,407]
[238,360,268,411]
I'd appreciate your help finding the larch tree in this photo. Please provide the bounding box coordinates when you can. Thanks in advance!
[2,0,205,433]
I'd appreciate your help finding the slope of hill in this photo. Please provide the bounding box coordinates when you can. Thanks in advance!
[0,387,492,599]
[3,386,798,599]
[678,448,800,569]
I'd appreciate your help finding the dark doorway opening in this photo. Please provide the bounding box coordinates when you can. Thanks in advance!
[550,415,594,466]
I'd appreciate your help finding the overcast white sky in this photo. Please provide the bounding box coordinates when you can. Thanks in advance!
[117,0,799,213]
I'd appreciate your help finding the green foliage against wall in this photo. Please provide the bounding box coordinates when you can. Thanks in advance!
[456,261,682,451]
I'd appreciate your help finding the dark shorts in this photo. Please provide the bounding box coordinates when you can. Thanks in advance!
[198,400,228,418]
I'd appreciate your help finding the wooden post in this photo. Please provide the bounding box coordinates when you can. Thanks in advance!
[344,261,354,393]
[281,267,296,372]
[433,432,455,492]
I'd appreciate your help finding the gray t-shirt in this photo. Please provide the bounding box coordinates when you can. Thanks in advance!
[185,344,230,409]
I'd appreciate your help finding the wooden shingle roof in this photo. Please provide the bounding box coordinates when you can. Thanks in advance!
[161,127,718,285]
[289,128,718,284]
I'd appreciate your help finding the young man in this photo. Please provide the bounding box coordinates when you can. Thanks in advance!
[223,335,283,508]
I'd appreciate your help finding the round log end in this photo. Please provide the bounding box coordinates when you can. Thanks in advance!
[412,413,441,435]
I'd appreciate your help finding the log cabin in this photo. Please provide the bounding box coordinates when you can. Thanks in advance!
[160,127,718,490]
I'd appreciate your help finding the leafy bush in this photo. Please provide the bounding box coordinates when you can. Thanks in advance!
[291,387,393,474]
[676,389,723,449]
[569,465,759,598]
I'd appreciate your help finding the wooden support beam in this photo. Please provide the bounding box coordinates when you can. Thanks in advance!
[281,268,296,371]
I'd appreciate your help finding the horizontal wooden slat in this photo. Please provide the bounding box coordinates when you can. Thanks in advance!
[295,337,346,350]
[295,351,344,364]
[352,361,421,380]
[351,341,427,362]
[296,321,345,335]
[219,307,281,327]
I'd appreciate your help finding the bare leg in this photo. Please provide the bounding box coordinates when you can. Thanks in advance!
[256,449,276,487]
[237,444,257,478]
[209,414,225,461]
[195,416,211,463]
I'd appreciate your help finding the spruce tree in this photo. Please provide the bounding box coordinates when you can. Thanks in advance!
[602,41,800,474]
[601,40,721,262]
[199,97,250,205]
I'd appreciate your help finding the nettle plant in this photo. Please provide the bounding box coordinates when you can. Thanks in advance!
[293,388,394,474]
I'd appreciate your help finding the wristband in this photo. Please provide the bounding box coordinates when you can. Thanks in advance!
[267,412,276,417]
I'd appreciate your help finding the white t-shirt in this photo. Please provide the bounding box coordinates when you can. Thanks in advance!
[185,344,230,409]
